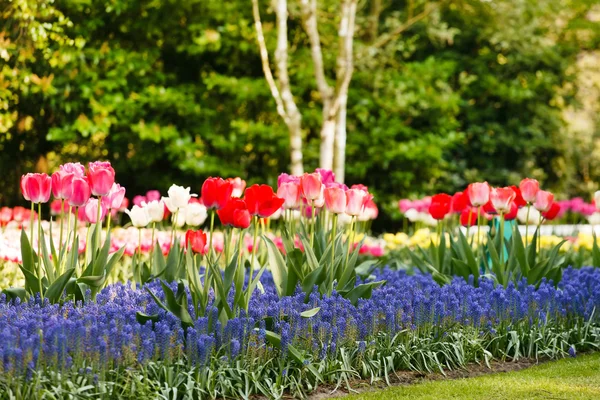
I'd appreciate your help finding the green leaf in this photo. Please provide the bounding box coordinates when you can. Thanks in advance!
[2,288,27,301]
[45,268,76,303]
[18,265,42,296]
[20,229,34,273]
[262,329,322,381]
[136,312,159,324]
[300,307,321,318]
[159,281,194,328]
[77,272,106,288]
[261,235,289,298]
[343,281,386,305]
[593,233,600,268]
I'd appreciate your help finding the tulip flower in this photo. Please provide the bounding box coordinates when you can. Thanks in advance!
[504,201,519,221]
[345,188,370,216]
[359,199,379,222]
[21,173,52,204]
[244,184,285,218]
[315,168,336,187]
[146,190,161,202]
[51,170,75,200]
[133,195,147,207]
[185,229,208,255]
[85,199,108,224]
[299,173,323,201]
[278,173,300,186]
[324,187,346,214]
[519,178,540,204]
[510,186,527,208]
[162,184,197,212]
[533,190,554,212]
[490,187,516,214]
[218,198,247,227]
[595,191,600,211]
[201,177,234,210]
[103,183,126,210]
[460,208,477,227]
[227,177,246,198]
[277,181,301,209]
[0,207,12,226]
[60,162,85,177]
[125,205,150,228]
[145,200,165,223]
[185,202,208,227]
[87,161,116,197]
[69,177,91,207]
[428,193,452,220]
[451,192,468,214]
[542,202,561,220]
[467,182,490,207]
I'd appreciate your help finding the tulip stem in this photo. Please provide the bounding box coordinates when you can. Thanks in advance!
[208,210,215,263]
[138,228,142,286]
[106,209,111,236]
[170,209,179,248]
[96,196,102,252]
[29,202,34,257]
[37,202,44,302]
[310,200,315,248]
[247,217,259,311]
[150,222,156,271]
[525,205,531,248]
[499,213,505,280]
[225,228,232,267]
[330,213,337,292]
[59,199,65,251]
[237,228,244,271]
[345,216,356,271]
[476,206,482,247]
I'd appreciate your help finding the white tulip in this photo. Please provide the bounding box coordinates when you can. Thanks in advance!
[125,205,150,228]
[270,207,283,220]
[144,200,165,223]
[595,191,600,211]
[337,212,353,226]
[404,208,419,222]
[185,203,208,227]
[173,208,187,228]
[588,212,600,226]
[517,207,541,224]
[163,184,197,211]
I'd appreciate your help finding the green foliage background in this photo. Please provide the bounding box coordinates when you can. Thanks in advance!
[1,0,599,230]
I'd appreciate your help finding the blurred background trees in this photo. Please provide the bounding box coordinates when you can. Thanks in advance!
[1,0,599,230]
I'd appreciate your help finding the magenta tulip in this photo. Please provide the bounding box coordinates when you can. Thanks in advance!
[69,177,92,207]
[87,161,115,196]
[21,173,52,204]
[533,190,554,212]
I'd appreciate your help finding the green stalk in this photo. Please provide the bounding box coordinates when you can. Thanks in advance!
[237,228,244,271]
[330,213,338,292]
[59,199,65,251]
[170,209,179,247]
[106,209,111,235]
[344,216,356,270]
[208,210,215,262]
[96,196,102,251]
[525,204,531,248]
[476,206,482,247]
[137,227,142,286]
[150,221,156,270]
[310,200,315,248]
[247,217,259,310]
[29,201,35,259]
[224,227,232,267]
[499,212,505,284]
[37,203,44,302]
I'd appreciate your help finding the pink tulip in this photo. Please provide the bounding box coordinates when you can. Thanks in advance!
[519,178,539,204]
[146,190,161,202]
[227,177,247,198]
[467,182,490,207]
[133,195,147,206]
[21,173,52,204]
[490,187,516,214]
[300,173,323,201]
[69,177,91,207]
[277,173,300,186]
[324,187,346,214]
[51,170,75,200]
[87,161,115,196]
[85,199,108,224]
[60,162,85,177]
[398,199,412,213]
[119,197,130,211]
[533,190,554,212]
[277,181,300,209]
[104,183,126,209]
[50,199,63,215]
[345,188,369,216]
[315,168,336,187]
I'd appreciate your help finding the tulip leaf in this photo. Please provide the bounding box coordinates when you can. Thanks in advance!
[262,235,289,298]
[262,329,322,381]
[2,287,27,302]
[18,265,43,296]
[77,272,106,288]
[300,307,321,318]
[20,229,34,273]
[344,281,386,306]
[593,233,600,268]
[45,268,76,303]
[136,312,159,325]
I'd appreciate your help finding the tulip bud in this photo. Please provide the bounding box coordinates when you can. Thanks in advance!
[185,202,208,226]
[533,190,554,212]
[163,184,197,211]
[490,187,516,214]
[345,188,369,216]
[87,161,116,197]
[85,199,108,224]
[299,173,323,200]
[519,178,540,204]
[324,187,346,214]
[277,182,301,209]
[21,173,52,204]
[69,177,91,207]
[125,205,150,228]
[467,182,490,207]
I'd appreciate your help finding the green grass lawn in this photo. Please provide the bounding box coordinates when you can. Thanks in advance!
[344,353,600,400]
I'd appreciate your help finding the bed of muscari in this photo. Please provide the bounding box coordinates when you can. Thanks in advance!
[1,267,599,399]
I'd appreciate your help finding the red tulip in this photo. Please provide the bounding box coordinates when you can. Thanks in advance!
[217,198,250,229]
[533,190,554,212]
[467,182,490,207]
[277,181,301,209]
[233,208,251,229]
[345,188,369,216]
[87,161,116,196]
[519,178,539,204]
[460,208,477,227]
[299,173,323,201]
[490,187,516,214]
[428,193,452,220]
[483,200,496,214]
[21,173,52,204]
[244,184,285,218]
[451,191,469,213]
[324,187,346,214]
[542,202,561,220]
[227,177,247,198]
[69,176,92,207]
[201,177,234,210]
[510,185,527,208]
[185,229,208,255]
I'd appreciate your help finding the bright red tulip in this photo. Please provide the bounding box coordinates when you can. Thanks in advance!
[345,188,369,216]
[87,161,116,197]
[467,182,490,207]
[227,177,247,198]
[542,202,561,220]
[69,176,92,207]
[428,193,452,220]
[186,229,208,255]
[244,184,285,218]
[533,190,554,212]
[201,177,233,210]
[510,185,527,208]
[451,191,469,213]
[490,187,516,214]
[483,199,496,214]
[21,173,52,204]
[299,173,323,201]
[277,181,301,209]
[218,198,249,228]
[324,187,346,214]
[519,178,540,204]
[460,208,477,227]
[233,209,251,229]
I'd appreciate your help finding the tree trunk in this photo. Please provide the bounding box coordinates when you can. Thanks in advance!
[333,93,347,182]
[288,114,304,175]
[319,116,336,170]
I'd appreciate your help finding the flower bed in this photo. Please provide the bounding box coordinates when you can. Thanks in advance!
[1,267,599,398]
